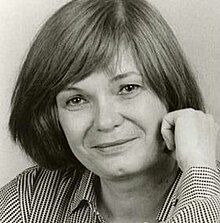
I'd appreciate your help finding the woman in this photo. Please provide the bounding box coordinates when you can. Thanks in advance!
[0,0,219,222]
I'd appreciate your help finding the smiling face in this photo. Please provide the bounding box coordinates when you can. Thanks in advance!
[56,49,170,180]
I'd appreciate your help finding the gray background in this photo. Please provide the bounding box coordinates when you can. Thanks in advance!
[0,0,220,187]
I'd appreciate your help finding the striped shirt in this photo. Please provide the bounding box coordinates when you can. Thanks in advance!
[0,165,220,222]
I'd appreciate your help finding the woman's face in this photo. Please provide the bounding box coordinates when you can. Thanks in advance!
[56,50,168,180]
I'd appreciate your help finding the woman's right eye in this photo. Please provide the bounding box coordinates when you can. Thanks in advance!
[66,96,88,110]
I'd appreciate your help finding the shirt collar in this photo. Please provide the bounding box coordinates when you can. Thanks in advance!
[70,169,98,213]
[69,168,182,221]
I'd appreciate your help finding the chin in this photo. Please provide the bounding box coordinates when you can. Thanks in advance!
[97,159,153,180]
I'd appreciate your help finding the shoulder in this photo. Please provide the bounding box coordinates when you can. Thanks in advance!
[1,165,77,192]
[15,165,78,189]
[0,170,26,223]
[0,177,20,222]
[0,166,79,222]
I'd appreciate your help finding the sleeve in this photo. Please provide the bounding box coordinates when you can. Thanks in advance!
[0,177,22,223]
[162,166,220,223]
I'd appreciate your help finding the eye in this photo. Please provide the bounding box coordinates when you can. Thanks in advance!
[119,84,141,96]
[66,95,88,110]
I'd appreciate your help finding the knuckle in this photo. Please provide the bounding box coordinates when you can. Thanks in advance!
[161,127,165,134]
[196,110,205,116]
[206,114,215,122]
[185,108,196,116]
[187,108,195,112]
[193,110,205,118]
[186,108,200,117]
[215,123,219,131]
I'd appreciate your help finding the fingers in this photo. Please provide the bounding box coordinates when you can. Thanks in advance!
[161,108,219,171]
[161,108,195,151]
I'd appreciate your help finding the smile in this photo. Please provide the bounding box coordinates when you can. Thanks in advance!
[91,137,138,149]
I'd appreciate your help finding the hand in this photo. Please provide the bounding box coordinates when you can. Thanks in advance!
[161,108,219,172]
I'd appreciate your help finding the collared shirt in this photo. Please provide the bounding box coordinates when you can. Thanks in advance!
[0,165,220,223]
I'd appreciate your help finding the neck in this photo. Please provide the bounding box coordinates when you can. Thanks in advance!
[97,159,178,223]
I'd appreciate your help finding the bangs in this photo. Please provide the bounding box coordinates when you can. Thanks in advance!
[51,0,130,94]
[39,0,168,99]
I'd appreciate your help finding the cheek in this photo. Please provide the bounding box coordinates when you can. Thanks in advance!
[58,110,93,148]
[123,93,167,135]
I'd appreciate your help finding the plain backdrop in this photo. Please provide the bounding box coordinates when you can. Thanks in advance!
[0,0,220,187]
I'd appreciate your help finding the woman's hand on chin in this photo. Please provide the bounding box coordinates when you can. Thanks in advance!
[161,108,219,172]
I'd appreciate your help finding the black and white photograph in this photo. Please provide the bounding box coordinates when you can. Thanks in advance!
[0,0,220,222]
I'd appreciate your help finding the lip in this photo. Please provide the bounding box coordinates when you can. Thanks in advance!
[91,137,138,149]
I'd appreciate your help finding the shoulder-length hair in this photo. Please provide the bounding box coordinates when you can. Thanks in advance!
[9,0,205,170]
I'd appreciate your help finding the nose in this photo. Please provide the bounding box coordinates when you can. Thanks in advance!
[94,98,124,132]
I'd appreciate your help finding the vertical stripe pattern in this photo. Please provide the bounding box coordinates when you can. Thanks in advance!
[1,164,220,222]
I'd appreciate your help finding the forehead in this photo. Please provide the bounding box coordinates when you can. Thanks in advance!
[69,47,140,89]
[68,56,140,94]
[108,48,139,75]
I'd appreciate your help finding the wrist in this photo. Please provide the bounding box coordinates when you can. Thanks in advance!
[181,161,217,172]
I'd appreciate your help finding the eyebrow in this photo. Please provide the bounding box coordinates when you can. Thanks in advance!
[63,86,83,92]
[110,71,141,82]
[62,71,141,92]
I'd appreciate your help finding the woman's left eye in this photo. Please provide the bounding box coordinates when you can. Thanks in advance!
[119,84,141,96]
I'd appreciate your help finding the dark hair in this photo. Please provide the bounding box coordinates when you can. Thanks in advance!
[9,0,205,170]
